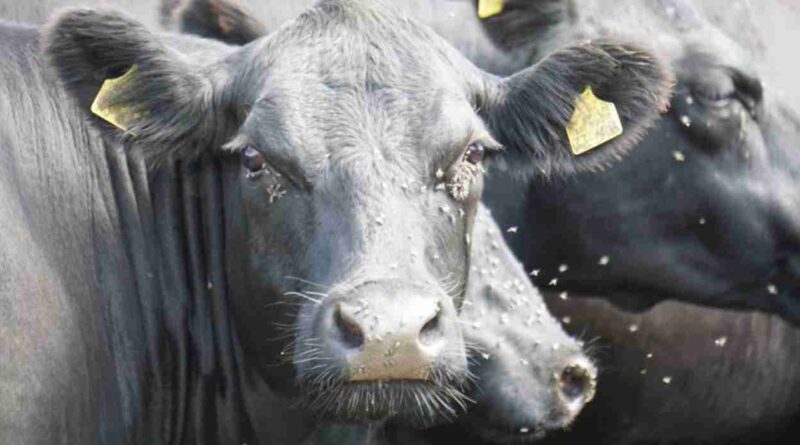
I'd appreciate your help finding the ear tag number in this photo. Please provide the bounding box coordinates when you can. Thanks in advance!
[91,65,141,132]
[478,0,504,19]
[566,86,623,156]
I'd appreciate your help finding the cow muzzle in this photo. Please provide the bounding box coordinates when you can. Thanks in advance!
[313,280,463,382]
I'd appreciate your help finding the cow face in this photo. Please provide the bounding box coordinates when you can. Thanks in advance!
[451,206,597,442]
[44,0,669,425]
[487,1,800,320]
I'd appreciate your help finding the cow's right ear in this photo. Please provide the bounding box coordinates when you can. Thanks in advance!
[161,0,266,45]
[43,8,229,162]
[481,40,673,178]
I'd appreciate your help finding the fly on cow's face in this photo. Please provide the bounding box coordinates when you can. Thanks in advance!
[442,137,499,202]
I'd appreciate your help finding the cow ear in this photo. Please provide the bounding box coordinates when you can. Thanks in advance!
[43,8,226,161]
[482,40,673,177]
[161,0,266,45]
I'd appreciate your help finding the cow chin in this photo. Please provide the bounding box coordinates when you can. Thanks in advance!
[296,371,471,427]
[460,408,578,445]
[458,399,582,445]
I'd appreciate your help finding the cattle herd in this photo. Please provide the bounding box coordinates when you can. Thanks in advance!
[0,0,797,444]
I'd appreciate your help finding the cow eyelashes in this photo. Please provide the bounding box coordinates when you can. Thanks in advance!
[694,88,734,107]
[235,142,310,190]
[241,145,267,175]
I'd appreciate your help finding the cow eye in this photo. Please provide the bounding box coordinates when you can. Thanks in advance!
[691,72,736,107]
[465,142,485,165]
[694,88,735,108]
[691,69,762,116]
[241,145,267,173]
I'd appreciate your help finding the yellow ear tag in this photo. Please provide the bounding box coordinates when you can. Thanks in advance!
[566,86,624,156]
[91,65,141,132]
[478,0,504,19]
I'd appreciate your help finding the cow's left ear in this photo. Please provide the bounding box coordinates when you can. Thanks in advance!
[43,8,228,161]
[482,40,673,177]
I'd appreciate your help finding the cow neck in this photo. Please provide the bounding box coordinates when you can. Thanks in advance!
[106,142,252,443]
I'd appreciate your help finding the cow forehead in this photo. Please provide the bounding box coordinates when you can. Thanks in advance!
[239,12,481,181]
[257,0,473,91]
[261,29,468,114]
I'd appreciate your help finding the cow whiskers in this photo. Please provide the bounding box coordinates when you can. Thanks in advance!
[575,333,606,364]
[284,291,322,305]
[296,365,472,427]
[304,290,329,299]
[284,276,331,291]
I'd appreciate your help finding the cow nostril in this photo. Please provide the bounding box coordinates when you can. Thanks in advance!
[419,306,443,345]
[334,305,364,349]
[559,365,596,401]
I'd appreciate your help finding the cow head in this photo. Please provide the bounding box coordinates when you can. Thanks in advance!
[476,0,800,321]
[43,0,668,425]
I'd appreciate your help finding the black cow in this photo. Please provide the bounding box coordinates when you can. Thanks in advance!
[477,0,800,322]
[1,0,671,442]
[476,1,800,444]
[163,1,800,444]
[157,2,605,442]
[472,1,799,443]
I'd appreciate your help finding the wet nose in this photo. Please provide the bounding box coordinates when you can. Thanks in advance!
[558,362,597,404]
[320,281,458,382]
